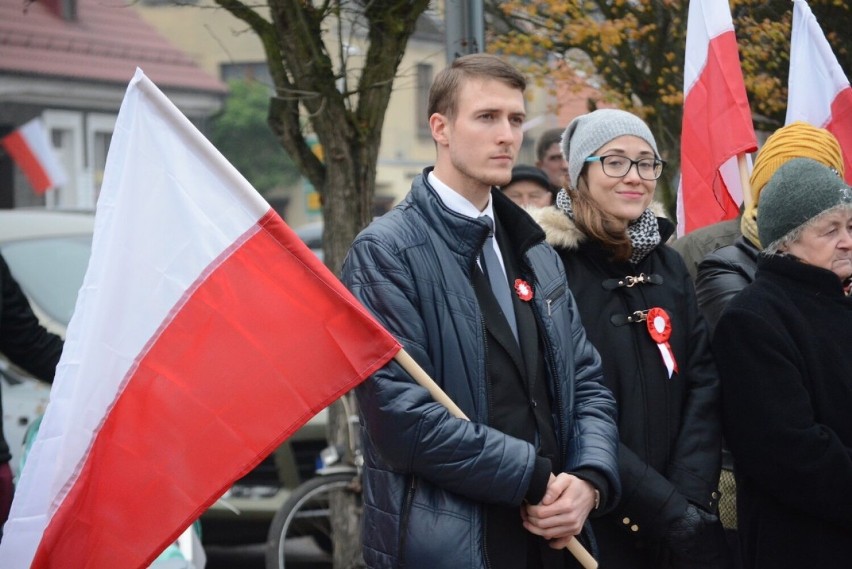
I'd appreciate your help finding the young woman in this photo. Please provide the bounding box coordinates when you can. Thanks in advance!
[530,109,727,568]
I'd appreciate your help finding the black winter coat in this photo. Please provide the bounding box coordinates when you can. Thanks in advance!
[695,236,760,332]
[532,207,723,568]
[714,254,852,569]
[0,253,63,464]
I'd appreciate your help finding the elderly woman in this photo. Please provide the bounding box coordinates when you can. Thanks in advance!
[696,121,845,332]
[713,158,852,568]
[530,109,726,568]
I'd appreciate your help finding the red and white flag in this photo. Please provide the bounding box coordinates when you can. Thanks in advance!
[0,117,68,194]
[0,69,400,568]
[678,0,757,235]
[786,0,852,182]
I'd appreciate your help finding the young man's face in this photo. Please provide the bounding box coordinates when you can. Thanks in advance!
[537,142,568,189]
[431,77,525,199]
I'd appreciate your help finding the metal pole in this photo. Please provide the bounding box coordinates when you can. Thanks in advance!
[445,0,484,62]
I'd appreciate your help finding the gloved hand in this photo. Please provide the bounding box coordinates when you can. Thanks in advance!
[663,503,719,555]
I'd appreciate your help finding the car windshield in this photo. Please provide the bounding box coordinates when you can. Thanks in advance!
[1,236,92,328]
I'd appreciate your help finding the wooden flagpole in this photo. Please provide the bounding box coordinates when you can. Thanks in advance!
[393,349,599,569]
[738,153,753,210]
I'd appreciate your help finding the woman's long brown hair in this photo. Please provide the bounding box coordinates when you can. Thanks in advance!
[570,173,633,262]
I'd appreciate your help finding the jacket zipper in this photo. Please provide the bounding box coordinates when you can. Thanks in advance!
[398,475,418,568]
[529,267,569,468]
[471,256,494,568]
[545,283,564,317]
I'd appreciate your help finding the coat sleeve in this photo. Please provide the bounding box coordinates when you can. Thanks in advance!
[342,233,539,508]
[715,305,852,526]
[695,253,751,332]
[612,443,690,538]
[665,264,723,511]
[557,272,621,512]
[0,254,63,382]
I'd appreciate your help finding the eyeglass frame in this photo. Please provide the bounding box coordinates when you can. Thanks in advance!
[584,154,667,181]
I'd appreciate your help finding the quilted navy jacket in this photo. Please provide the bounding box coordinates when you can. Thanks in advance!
[342,170,620,569]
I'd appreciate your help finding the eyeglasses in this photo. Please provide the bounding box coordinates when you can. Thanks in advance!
[584,155,666,181]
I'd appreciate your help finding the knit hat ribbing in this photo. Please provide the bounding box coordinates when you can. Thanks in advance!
[757,157,852,248]
[560,109,658,190]
[749,121,845,205]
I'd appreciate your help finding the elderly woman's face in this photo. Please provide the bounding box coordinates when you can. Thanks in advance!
[783,209,852,280]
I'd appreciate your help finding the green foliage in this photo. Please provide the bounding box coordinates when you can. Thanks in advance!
[209,80,300,196]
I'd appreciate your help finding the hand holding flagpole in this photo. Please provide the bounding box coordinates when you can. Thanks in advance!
[392,349,599,569]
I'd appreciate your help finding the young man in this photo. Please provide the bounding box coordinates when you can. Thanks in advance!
[342,53,619,569]
[536,127,569,191]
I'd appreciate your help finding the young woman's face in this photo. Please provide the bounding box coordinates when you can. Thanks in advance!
[581,135,657,227]
[783,209,852,280]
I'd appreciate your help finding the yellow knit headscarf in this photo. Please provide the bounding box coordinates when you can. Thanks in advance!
[741,121,845,247]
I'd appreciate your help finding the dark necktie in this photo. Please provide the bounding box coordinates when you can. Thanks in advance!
[480,215,518,343]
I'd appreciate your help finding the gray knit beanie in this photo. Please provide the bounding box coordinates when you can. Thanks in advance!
[561,109,659,190]
[758,157,852,248]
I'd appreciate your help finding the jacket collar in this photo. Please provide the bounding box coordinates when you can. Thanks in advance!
[758,253,851,299]
[409,167,547,267]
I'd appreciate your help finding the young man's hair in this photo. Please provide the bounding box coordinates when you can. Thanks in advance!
[427,53,526,121]
[536,128,564,162]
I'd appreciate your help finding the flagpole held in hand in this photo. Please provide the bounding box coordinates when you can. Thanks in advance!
[392,349,599,569]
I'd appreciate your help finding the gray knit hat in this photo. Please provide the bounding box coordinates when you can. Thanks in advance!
[561,109,659,190]
[758,157,852,248]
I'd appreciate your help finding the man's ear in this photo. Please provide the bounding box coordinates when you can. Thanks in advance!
[430,113,450,146]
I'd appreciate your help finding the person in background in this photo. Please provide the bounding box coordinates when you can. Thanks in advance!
[713,158,852,568]
[695,121,845,331]
[342,53,620,569]
[670,215,742,281]
[536,127,569,191]
[501,164,556,208]
[0,252,63,540]
[531,108,727,569]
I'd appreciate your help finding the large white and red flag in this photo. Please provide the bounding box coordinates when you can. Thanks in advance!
[0,117,68,194]
[0,69,401,568]
[678,0,757,235]
[786,0,852,182]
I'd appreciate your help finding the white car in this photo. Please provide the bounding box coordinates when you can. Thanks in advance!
[0,209,94,479]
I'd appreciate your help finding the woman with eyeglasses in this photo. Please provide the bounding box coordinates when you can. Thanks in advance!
[529,109,727,569]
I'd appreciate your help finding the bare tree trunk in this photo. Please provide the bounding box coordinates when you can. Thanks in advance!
[327,394,364,569]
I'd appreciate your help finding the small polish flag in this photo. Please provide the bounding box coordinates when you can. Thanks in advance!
[786,0,852,183]
[0,118,68,194]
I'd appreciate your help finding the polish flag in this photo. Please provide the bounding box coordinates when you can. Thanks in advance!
[0,117,68,194]
[786,0,852,183]
[0,69,401,568]
[678,0,757,235]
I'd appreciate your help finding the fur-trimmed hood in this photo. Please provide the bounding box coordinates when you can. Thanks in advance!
[527,206,586,251]
[527,201,672,252]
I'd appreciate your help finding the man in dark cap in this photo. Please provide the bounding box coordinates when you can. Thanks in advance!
[501,164,556,208]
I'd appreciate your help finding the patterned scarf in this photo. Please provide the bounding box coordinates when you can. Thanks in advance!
[556,188,660,264]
